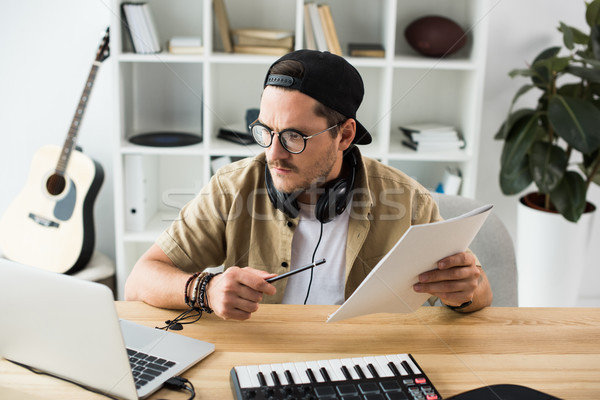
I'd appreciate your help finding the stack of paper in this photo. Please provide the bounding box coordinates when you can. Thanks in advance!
[327,204,493,323]
[400,123,465,152]
[168,36,203,55]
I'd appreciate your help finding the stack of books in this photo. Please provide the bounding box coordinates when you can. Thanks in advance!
[231,29,294,56]
[121,2,161,54]
[168,36,203,55]
[399,123,465,152]
[304,2,342,55]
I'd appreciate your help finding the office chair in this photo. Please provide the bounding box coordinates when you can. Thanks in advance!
[432,193,518,307]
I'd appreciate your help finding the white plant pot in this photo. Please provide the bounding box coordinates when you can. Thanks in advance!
[517,195,596,307]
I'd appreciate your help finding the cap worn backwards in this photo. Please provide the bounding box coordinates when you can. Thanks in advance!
[264,50,372,145]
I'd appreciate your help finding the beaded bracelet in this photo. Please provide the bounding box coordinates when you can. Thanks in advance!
[190,272,209,308]
[199,272,222,313]
[184,272,201,307]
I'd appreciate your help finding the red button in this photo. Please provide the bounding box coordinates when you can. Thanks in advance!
[415,377,426,384]
[426,395,438,400]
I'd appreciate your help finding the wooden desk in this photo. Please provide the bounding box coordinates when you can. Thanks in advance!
[1,303,599,399]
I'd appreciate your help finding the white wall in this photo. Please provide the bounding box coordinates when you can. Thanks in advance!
[0,0,114,259]
[477,0,600,305]
[1,0,598,304]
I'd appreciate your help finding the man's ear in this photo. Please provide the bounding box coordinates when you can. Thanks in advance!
[338,119,356,151]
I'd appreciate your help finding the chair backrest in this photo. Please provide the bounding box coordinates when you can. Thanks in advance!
[432,194,518,307]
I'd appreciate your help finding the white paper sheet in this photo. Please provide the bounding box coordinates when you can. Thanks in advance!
[327,204,493,323]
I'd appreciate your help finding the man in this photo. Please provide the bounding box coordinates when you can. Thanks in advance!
[125,50,493,320]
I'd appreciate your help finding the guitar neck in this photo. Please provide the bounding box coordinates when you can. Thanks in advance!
[56,62,101,175]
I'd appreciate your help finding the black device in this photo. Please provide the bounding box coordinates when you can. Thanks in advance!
[265,148,357,223]
[230,353,442,400]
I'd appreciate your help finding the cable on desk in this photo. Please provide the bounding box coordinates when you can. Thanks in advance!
[161,376,195,399]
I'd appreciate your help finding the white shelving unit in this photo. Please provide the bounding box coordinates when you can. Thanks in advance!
[111,0,489,299]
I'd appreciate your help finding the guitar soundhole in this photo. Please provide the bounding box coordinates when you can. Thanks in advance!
[46,173,66,196]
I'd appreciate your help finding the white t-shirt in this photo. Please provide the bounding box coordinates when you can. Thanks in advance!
[281,201,351,305]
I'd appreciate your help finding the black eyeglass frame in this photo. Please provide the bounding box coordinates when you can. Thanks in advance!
[249,119,341,154]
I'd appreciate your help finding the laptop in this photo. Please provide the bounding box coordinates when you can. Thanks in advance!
[0,258,215,400]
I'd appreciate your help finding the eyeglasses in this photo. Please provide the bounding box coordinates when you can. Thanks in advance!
[249,120,340,154]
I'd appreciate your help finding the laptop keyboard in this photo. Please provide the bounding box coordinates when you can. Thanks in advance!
[127,348,177,389]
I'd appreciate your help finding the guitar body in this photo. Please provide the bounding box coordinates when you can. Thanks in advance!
[0,145,104,273]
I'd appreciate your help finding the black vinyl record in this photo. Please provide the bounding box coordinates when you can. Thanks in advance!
[128,132,202,147]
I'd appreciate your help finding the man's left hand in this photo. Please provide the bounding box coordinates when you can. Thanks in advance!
[413,251,490,310]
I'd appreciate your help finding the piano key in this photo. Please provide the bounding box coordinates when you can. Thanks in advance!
[404,355,422,374]
[340,358,360,380]
[258,364,275,386]
[374,355,395,378]
[270,363,287,385]
[270,370,281,386]
[322,359,346,382]
[352,357,374,379]
[233,366,253,388]
[245,365,262,387]
[293,361,311,384]
[257,371,267,387]
[305,360,325,383]
[281,362,299,385]
[386,355,409,376]
[364,356,385,378]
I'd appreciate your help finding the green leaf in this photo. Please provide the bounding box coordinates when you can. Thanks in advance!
[533,46,562,63]
[529,142,568,193]
[531,47,561,87]
[579,57,600,67]
[559,22,575,50]
[565,65,600,83]
[557,83,584,97]
[533,56,571,74]
[494,108,535,140]
[549,171,587,222]
[500,155,532,195]
[587,0,600,28]
[509,68,537,78]
[500,113,540,170]
[591,25,600,60]
[548,95,600,153]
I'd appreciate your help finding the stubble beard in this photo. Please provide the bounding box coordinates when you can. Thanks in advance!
[268,142,338,197]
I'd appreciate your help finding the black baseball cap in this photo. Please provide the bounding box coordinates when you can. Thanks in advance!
[264,50,372,145]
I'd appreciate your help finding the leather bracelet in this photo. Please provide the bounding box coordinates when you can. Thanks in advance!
[445,299,473,311]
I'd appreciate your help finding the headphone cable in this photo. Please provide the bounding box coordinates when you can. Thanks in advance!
[303,222,324,305]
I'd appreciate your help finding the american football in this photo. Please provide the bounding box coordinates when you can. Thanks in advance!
[404,15,468,57]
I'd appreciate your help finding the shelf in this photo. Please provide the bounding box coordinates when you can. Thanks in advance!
[111,0,489,299]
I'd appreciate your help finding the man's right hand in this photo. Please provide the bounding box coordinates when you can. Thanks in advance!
[206,267,277,320]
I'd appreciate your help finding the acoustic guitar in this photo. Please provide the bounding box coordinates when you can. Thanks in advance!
[0,28,110,274]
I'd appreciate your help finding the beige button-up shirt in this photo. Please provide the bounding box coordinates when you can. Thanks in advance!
[157,148,445,303]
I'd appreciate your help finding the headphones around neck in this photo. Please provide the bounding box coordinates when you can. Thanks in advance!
[265,148,357,224]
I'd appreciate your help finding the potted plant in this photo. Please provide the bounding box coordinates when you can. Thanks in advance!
[495,0,600,306]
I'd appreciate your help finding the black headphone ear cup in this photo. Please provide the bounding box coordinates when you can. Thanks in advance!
[265,165,300,219]
[315,180,348,224]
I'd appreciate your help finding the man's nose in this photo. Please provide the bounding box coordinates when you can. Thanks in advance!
[266,132,289,159]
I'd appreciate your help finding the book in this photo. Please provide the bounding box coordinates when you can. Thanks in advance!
[213,0,233,53]
[233,45,292,56]
[399,122,465,152]
[121,2,161,54]
[303,4,316,50]
[327,204,493,322]
[232,28,294,49]
[231,28,293,41]
[318,4,342,56]
[348,43,385,58]
[306,2,328,51]
[168,36,203,55]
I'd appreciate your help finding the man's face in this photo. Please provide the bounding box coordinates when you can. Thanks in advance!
[259,86,343,201]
